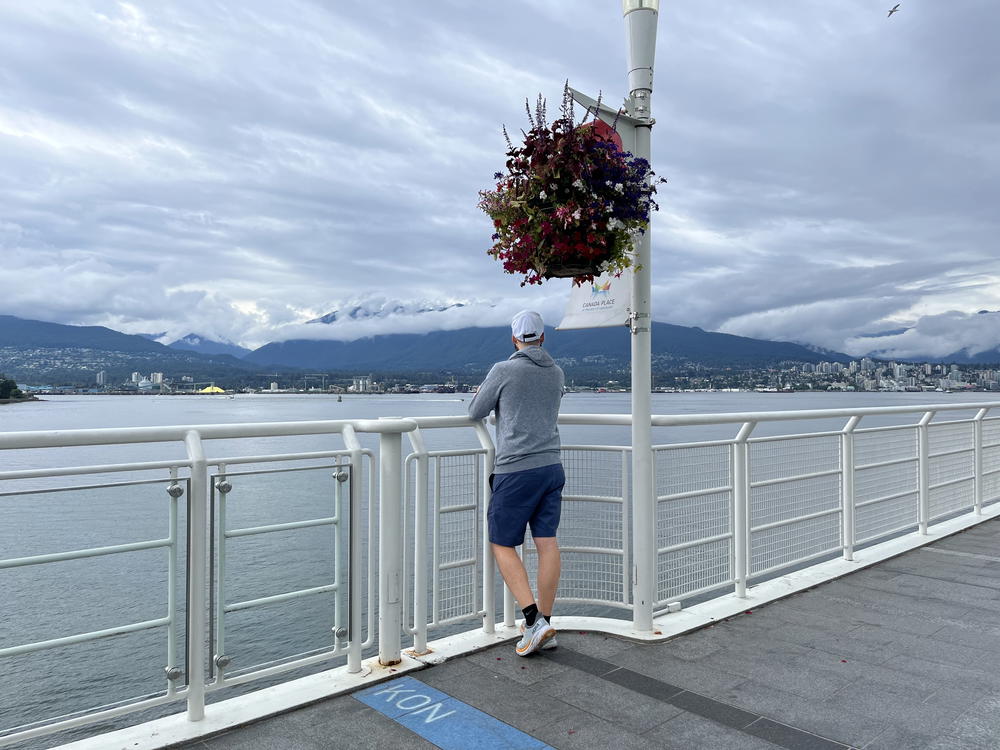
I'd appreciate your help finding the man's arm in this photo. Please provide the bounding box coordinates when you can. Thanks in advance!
[469,364,502,420]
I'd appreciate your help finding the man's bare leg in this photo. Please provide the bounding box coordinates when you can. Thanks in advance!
[491,543,535,610]
[533,536,560,617]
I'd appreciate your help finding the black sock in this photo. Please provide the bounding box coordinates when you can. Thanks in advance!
[541,613,551,623]
[523,604,538,627]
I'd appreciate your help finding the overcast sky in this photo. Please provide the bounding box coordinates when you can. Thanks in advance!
[1,1,998,358]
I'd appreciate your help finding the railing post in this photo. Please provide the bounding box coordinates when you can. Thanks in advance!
[341,425,364,674]
[378,424,404,666]
[406,428,430,653]
[733,422,756,598]
[632,421,655,633]
[183,430,208,722]
[472,422,497,634]
[974,408,988,515]
[841,416,862,561]
[918,411,935,534]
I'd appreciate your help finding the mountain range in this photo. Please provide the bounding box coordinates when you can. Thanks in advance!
[0,313,853,384]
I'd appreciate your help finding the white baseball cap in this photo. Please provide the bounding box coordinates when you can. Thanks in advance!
[511,310,544,342]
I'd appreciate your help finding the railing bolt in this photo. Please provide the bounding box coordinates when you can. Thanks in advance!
[164,666,183,681]
[214,654,232,668]
[215,480,232,494]
[334,626,348,639]
[166,484,184,499]
[333,470,349,483]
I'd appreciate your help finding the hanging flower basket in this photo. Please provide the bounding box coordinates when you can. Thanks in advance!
[478,86,663,286]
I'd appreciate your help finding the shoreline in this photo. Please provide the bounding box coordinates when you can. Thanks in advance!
[0,397,42,405]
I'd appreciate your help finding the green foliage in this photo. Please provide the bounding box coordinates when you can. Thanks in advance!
[0,373,21,399]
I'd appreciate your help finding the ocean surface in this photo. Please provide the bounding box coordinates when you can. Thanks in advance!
[3,391,1000,748]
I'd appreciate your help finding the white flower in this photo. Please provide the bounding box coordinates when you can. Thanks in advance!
[572,208,582,220]
[614,183,624,193]
[572,179,585,190]
[539,190,547,199]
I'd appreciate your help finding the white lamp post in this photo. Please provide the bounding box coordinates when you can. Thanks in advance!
[568,1,659,632]
[623,0,658,633]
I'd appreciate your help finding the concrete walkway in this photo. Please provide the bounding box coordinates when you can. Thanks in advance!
[175,518,1000,749]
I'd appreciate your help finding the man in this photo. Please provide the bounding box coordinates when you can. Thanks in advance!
[469,310,565,656]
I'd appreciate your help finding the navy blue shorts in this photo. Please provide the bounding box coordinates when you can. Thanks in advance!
[488,463,565,547]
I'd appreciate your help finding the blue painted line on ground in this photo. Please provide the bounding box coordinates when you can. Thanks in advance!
[354,675,553,750]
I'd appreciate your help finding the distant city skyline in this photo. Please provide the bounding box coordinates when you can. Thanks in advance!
[1,1,998,360]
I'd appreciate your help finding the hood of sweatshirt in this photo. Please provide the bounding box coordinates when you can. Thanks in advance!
[509,346,556,367]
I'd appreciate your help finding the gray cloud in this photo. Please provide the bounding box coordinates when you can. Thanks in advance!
[1,0,998,358]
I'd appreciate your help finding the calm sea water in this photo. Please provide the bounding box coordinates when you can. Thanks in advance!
[2,391,999,748]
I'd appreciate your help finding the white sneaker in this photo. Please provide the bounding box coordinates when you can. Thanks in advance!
[515,617,555,656]
[520,621,558,650]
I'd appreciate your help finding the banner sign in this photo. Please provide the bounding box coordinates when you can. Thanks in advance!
[557,271,633,330]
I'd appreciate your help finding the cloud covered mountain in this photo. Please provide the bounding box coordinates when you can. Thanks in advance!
[847,310,1000,363]
[245,322,851,373]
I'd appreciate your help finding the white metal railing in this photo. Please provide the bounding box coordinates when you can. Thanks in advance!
[2,402,1000,746]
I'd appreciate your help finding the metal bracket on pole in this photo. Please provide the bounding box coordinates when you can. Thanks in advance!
[625,309,649,335]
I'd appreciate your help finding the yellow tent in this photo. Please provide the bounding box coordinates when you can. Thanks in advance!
[198,386,225,393]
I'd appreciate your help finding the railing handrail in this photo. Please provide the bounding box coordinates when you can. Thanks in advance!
[5,401,999,451]
[561,400,1000,427]
[0,418,420,450]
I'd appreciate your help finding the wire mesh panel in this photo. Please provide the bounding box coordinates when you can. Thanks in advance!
[983,417,1000,447]
[658,539,731,603]
[856,492,919,542]
[751,514,841,575]
[929,451,975,488]
[432,454,482,625]
[855,426,917,467]
[856,461,918,504]
[983,443,1000,505]
[750,435,839,485]
[653,446,733,604]
[929,421,974,453]
[929,478,975,519]
[523,448,628,608]
[655,443,730,497]
[751,474,841,530]
[562,448,624,499]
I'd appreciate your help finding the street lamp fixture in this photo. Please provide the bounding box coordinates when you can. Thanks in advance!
[623,0,659,117]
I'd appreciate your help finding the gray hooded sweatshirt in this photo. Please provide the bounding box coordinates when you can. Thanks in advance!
[469,346,564,474]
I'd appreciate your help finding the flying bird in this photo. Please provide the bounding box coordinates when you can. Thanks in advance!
[887,4,900,17]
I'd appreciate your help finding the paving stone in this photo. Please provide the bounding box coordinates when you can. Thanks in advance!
[859,725,936,750]
[551,631,635,658]
[922,735,997,750]
[942,693,1000,749]
[879,654,1000,693]
[413,656,480,689]
[779,590,950,636]
[721,679,889,748]
[929,622,1000,652]
[534,667,685,734]
[954,602,1000,628]
[644,712,780,750]
[824,678,969,736]
[465,642,571,685]
[609,645,749,694]
[744,718,850,750]
[853,571,1000,606]
[531,708,664,750]
[698,648,853,700]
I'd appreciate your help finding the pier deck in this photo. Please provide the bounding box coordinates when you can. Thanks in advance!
[174,518,1000,750]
